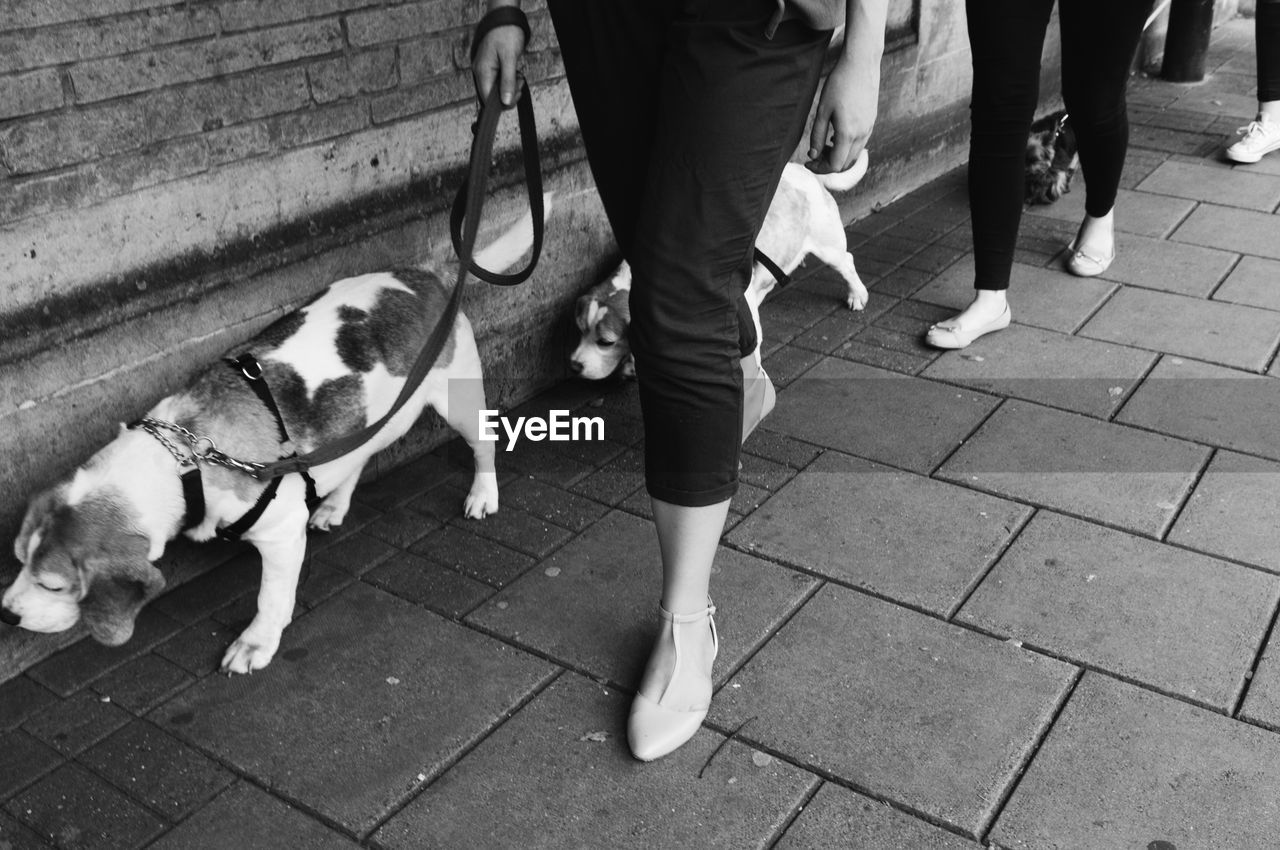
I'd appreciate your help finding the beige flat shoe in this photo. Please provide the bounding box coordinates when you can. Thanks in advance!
[627,601,718,762]
[924,305,1011,350]
[1065,237,1115,277]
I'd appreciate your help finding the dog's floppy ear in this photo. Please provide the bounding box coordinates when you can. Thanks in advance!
[574,293,596,332]
[80,533,164,646]
[14,486,63,565]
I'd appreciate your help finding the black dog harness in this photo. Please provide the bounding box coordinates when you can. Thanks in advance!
[131,353,317,541]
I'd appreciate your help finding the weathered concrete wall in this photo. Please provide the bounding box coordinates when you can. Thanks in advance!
[0,0,1065,679]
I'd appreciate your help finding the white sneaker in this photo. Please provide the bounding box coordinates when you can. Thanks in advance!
[1225,115,1280,164]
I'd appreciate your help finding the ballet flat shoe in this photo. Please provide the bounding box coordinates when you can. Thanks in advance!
[924,305,1011,350]
[1065,237,1115,277]
[627,602,719,762]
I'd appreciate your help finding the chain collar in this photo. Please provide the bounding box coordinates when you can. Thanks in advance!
[133,417,267,478]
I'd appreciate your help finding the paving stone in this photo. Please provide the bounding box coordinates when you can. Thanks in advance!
[1094,232,1239,297]
[309,529,400,576]
[150,549,262,624]
[146,782,359,849]
[727,452,1029,616]
[21,689,133,757]
[834,335,936,374]
[936,401,1209,537]
[1213,255,1280,311]
[363,550,493,618]
[24,607,183,697]
[1168,450,1280,572]
[1117,355,1280,460]
[913,254,1116,334]
[568,449,645,505]
[742,428,824,470]
[730,481,772,516]
[763,343,826,387]
[407,523,537,588]
[770,357,998,474]
[0,677,57,733]
[0,812,50,850]
[152,582,555,835]
[0,730,62,799]
[739,452,796,491]
[361,504,441,549]
[151,620,244,678]
[1129,122,1221,156]
[447,503,575,558]
[349,453,454,512]
[4,762,166,850]
[468,510,816,690]
[775,782,979,849]
[710,585,1076,838]
[1239,630,1280,730]
[1172,203,1280,260]
[958,512,1276,710]
[1024,186,1196,238]
[1136,159,1280,211]
[498,476,610,531]
[991,674,1280,850]
[375,673,818,850]
[79,720,234,820]
[1080,286,1280,370]
[922,324,1155,417]
[88,653,194,714]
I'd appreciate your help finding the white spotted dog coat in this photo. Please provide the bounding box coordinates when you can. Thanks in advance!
[2,206,544,675]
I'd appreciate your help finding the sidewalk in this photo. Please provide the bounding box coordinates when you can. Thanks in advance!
[4,17,1280,849]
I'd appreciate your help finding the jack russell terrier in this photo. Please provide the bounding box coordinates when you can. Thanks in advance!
[1,207,543,675]
[569,152,870,381]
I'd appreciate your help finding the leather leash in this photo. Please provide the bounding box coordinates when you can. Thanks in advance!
[247,54,542,481]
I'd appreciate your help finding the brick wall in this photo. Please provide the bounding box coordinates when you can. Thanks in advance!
[0,0,566,354]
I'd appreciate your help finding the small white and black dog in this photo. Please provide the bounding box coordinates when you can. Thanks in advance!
[1,206,543,675]
[570,154,871,381]
[1025,110,1078,206]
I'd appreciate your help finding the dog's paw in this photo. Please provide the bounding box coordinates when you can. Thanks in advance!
[462,472,499,519]
[621,357,636,379]
[846,284,870,311]
[220,633,280,675]
[308,501,346,532]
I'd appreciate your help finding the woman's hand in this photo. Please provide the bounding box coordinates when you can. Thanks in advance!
[807,0,888,176]
[807,55,880,174]
[472,1,527,107]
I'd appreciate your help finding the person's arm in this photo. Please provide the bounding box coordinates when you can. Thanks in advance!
[472,0,527,107]
[807,0,888,174]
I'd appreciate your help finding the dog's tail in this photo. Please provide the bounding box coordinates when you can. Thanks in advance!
[810,147,870,194]
[470,192,555,274]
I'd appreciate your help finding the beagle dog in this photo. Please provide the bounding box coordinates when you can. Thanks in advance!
[1,208,543,675]
[569,153,871,381]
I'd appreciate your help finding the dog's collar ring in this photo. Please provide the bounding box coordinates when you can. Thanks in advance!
[190,435,217,459]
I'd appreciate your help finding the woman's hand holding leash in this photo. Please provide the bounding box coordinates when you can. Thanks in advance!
[473,0,528,108]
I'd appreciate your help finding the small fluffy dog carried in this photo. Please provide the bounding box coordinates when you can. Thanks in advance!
[1,212,540,674]
[1025,110,1079,206]
[570,154,871,380]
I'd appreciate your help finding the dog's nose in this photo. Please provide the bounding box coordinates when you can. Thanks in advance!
[0,607,20,627]
[569,360,584,374]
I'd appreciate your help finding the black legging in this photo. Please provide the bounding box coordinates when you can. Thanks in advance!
[1259,0,1280,103]
[967,0,1153,291]
[548,0,831,506]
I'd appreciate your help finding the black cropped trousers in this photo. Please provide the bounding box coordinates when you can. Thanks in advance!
[547,0,831,506]
[966,0,1153,291]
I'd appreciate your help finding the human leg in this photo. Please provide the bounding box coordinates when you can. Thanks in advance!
[925,0,1053,349]
[1058,0,1152,272]
[1227,0,1280,162]
[627,3,830,760]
